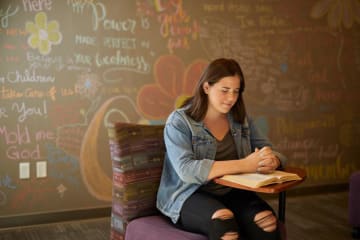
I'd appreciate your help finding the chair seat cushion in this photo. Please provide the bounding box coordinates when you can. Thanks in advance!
[125,215,207,240]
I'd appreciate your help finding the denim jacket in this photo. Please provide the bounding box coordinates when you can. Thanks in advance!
[156,108,286,223]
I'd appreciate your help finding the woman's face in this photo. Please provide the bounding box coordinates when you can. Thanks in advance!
[204,75,240,115]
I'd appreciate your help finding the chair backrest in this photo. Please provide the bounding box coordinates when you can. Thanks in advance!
[107,122,165,237]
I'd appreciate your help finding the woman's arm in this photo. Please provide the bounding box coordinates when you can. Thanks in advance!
[164,113,213,184]
[207,148,263,180]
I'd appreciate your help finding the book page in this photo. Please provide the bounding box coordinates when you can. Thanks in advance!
[220,170,302,188]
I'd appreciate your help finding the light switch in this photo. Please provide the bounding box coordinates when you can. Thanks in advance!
[36,161,47,178]
[19,162,30,179]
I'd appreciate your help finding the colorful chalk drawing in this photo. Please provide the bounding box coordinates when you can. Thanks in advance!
[75,72,103,99]
[310,0,360,85]
[310,0,360,29]
[80,95,143,201]
[25,12,62,55]
[0,0,358,218]
[137,55,208,120]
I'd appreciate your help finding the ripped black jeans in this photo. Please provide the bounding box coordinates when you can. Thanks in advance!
[177,189,281,240]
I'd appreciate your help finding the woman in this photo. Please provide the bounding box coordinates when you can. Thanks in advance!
[156,58,286,240]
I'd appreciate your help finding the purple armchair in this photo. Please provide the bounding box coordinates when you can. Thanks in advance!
[107,122,287,240]
[349,171,360,239]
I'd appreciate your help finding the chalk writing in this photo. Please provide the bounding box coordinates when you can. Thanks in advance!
[5,27,27,36]
[274,85,310,111]
[299,156,357,181]
[102,17,137,33]
[0,86,56,101]
[0,4,19,28]
[157,2,199,52]
[75,34,96,46]
[67,1,105,30]
[74,53,92,66]
[35,129,55,141]
[26,52,64,70]
[277,139,340,164]
[7,144,41,160]
[60,87,78,96]
[227,2,251,13]
[95,50,150,73]
[203,3,225,12]
[318,144,339,159]
[12,100,48,122]
[67,1,137,33]
[276,137,319,151]
[275,115,336,137]
[258,15,289,28]
[0,124,42,159]
[0,124,31,145]
[6,69,55,83]
[0,116,51,163]
[237,16,257,29]
[137,0,199,53]
[22,0,52,12]
[140,40,150,49]
[103,37,136,49]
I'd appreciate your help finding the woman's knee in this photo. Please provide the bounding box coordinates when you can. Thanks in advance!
[210,209,239,240]
[254,210,277,232]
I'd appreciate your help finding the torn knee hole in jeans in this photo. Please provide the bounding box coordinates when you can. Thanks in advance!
[212,209,234,220]
[221,232,238,240]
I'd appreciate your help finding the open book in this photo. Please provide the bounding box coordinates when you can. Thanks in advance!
[219,170,302,188]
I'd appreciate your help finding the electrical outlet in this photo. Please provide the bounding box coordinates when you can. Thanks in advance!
[36,161,47,178]
[19,162,30,179]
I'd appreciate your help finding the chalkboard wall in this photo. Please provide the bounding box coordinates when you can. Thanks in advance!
[1,0,359,218]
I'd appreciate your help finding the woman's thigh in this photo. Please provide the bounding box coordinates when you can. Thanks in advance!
[223,189,275,220]
[178,191,226,235]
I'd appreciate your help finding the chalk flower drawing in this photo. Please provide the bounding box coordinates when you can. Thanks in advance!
[75,72,102,99]
[310,0,360,84]
[26,12,62,55]
[310,0,360,29]
[137,55,208,120]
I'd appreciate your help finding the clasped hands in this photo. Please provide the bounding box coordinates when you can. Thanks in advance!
[247,146,280,174]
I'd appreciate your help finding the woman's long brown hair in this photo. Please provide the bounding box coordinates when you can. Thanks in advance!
[182,58,246,124]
